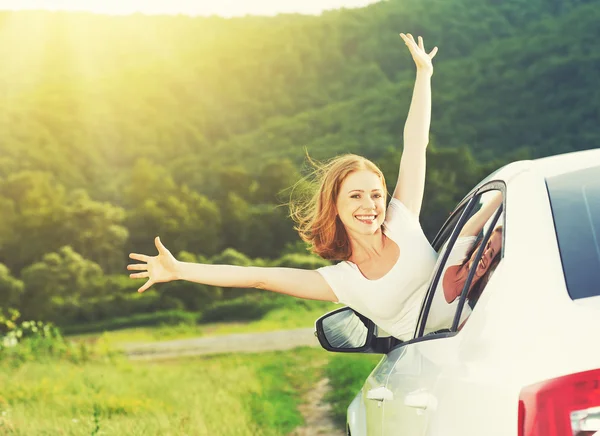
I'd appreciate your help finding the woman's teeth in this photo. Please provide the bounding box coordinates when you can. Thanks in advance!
[355,215,376,224]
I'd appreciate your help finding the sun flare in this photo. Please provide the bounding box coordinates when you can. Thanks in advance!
[0,0,379,17]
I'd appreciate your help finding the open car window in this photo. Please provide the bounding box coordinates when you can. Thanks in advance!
[416,187,505,338]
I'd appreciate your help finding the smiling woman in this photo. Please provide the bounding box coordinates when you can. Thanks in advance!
[128,33,440,341]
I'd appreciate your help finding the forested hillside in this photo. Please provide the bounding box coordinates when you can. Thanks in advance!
[0,0,598,326]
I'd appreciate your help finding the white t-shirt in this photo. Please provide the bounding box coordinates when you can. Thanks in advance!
[316,198,437,341]
[425,236,476,332]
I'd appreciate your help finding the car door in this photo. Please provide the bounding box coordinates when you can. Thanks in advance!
[378,186,506,435]
[363,348,400,436]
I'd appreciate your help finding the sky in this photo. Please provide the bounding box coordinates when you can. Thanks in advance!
[0,0,381,17]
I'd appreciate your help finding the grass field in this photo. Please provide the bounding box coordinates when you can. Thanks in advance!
[0,347,332,436]
[1,301,383,435]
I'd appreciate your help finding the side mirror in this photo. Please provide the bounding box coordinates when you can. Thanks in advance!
[315,307,401,354]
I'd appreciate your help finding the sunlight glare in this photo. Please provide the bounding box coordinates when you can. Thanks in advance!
[0,0,380,17]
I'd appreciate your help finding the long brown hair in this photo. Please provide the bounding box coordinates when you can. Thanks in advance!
[465,226,504,304]
[289,154,387,261]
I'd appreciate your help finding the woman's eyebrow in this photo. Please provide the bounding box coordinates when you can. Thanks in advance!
[348,188,383,193]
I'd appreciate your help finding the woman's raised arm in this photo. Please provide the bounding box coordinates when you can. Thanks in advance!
[459,192,503,237]
[127,237,338,302]
[392,34,438,217]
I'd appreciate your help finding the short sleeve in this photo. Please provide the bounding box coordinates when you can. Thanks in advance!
[316,262,355,305]
[384,198,422,235]
[445,236,477,267]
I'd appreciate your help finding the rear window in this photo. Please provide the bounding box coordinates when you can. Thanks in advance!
[546,165,600,300]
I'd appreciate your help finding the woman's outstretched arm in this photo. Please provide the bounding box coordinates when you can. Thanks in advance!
[128,237,338,302]
[392,33,438,217]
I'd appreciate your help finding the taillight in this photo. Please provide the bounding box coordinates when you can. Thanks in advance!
[518,369,600,436]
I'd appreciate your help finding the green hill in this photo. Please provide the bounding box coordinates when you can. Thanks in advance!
[0,0,598,323]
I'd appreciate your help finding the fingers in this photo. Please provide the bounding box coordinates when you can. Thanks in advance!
[400,33,432,55]
[154,236,169,255]
[130,271,149,279]
[399,33,418,56]
[127,263,147,271]
[138,279,153,293]
[399,33,415,47]
[129,253,151,262]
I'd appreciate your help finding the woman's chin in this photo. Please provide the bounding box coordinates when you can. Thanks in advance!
[347,225,379,237]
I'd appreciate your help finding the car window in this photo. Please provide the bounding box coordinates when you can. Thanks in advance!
[419,188,505,336]
[412,200,470,334]
[546,165,600,300]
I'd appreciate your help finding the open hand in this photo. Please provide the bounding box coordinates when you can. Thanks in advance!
[400,33,438,75]
[127,236,180,293]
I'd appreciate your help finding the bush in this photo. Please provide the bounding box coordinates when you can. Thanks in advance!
[61,310,200,335]
[0,308,105,367]
[270,253,331,269]
[200,294,288,323]
[54,290,189,325]
[209,248,252,266]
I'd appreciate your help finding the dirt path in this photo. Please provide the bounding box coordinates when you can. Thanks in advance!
[122,327,319,360]
[289,377,346,436]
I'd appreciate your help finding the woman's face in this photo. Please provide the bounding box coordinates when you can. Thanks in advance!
[470,229,503,278]
[335,170,386,236]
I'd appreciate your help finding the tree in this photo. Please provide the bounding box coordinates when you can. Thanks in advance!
[254,159,300,203]
[20,246,103,321]
[0,171,69,274]
[61,189,128,274]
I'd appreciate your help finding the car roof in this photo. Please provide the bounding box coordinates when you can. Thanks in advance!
[531,147,600,178]
[473,148,600,192]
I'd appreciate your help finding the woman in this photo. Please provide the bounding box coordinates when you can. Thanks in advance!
[127,33,438,341]
[441,192,504,307]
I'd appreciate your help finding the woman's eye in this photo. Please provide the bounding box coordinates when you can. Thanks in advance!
[373,194,382,198]
[351,194,360,199]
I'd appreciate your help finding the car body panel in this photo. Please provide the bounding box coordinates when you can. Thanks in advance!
[347,390,367,436]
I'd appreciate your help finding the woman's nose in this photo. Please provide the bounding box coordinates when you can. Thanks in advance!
[363,198,376,208]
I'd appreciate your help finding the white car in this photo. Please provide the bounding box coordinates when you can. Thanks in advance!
[315,149,600,436]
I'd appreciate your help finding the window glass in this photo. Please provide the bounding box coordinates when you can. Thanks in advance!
[422,189,504,335]
[546,165,600,300]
